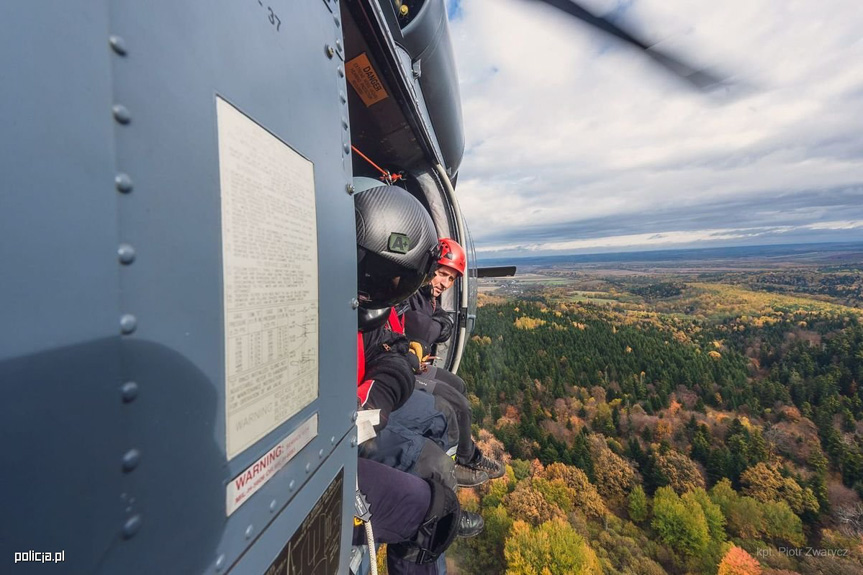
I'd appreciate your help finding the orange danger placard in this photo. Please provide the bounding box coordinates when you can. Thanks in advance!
[346,53,389,107]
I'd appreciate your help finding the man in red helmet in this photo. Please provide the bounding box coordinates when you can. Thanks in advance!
[400,238,505,482]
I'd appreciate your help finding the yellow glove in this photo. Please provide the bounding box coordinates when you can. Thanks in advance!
[408,341,424,359]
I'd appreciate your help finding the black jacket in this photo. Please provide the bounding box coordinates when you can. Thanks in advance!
[360,323,418,431]
[399,286,454,356]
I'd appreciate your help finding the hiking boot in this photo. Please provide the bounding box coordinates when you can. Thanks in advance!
[454,464,489,487]
[457,511,484,538]
[461,451,505,480]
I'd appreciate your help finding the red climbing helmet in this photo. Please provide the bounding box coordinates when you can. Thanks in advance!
[436,238,466,277]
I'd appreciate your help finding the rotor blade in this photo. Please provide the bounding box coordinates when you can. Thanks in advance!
[532,0,727,90]
[477,266,517,278]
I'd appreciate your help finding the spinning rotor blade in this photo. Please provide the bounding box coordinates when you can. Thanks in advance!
[533,0,727,91]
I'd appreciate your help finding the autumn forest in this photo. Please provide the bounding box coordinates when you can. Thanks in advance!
[443,248,863,575]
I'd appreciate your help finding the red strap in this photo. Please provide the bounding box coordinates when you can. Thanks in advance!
[357,332,365,385]
[387,307,404,334]
[357,379,375,406]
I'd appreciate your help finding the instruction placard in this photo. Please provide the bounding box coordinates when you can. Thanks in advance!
[217,97,319,460]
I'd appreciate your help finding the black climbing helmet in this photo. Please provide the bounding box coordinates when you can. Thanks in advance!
[354,178,439,310]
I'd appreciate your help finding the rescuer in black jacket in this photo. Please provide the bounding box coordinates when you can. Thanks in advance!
[400,238,505,481]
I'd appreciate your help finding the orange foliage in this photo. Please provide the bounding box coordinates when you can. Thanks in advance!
[717,546,761,575]
[529,459,545,478]
[503,483,565,526]
[655,419,673,442]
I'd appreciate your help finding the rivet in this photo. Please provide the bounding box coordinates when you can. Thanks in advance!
[115,173,133,193]
[245,525,254,539]
[346,184,355,195]
[319,448,325,459]
[288,480,295,491]
[351,411,358,422]
[120,314,137,334]
[269,499,277,513]
[109,35,127,56]
[305,462,311,473]
[122,515,142,539]
[339,91,347,104]
[351,436,358,447]
[325,45,335,59]
[215,555,225,571]
[122,449,141,472]
[343,143,350,154]
[118,244,136,265]
[342,117,349,130]
[337,66,344,78]
[334,15,341,27]
[336,39,342,52]
[350,298,359,310]
[112,104,131,125]
[331,436,336,445]
[121,381,139,403]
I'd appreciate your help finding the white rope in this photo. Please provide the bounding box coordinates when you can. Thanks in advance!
[365,520,378,575]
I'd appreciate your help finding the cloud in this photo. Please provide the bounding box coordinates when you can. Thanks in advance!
[477,219,863,257]
[448,0,863,257]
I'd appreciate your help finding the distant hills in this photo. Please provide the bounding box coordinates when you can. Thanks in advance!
[478,241,863,268]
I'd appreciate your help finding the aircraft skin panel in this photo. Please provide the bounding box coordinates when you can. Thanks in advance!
[0,1,127,570]
[1,0,358,573]
[225,436,355,575]
[0,0,120,359]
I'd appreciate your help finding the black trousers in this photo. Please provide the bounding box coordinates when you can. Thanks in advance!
[416,369,475,464]
[421,365,466,395]
[354,458,443,575]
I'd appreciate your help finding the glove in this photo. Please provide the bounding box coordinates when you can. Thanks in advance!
[431,308,454,342]
[408,341,425,359]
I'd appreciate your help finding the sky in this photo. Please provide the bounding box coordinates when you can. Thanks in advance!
[445,0,863,258]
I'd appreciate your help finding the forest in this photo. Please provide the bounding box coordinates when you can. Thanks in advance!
[438,270,863,575]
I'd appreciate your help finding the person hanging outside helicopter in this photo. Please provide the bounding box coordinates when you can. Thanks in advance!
[398,238,505,481]
[351,181,484,574]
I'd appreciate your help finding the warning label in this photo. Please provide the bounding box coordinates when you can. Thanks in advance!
[226,413,318,516]
[345,53,389,107]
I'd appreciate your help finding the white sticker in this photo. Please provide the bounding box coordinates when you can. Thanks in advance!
[356,409,380,444]
[216,97,320,460]
[226,413,318,516]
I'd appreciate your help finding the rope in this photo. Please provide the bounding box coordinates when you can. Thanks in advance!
[366,521,378,575]
[351,145,404,184]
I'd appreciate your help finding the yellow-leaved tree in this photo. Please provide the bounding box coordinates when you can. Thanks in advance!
[504,518,602,575]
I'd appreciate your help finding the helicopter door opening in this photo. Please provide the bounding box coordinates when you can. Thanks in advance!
[341,0,469,373]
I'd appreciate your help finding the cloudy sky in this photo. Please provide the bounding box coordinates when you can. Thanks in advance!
[446,0,863,258]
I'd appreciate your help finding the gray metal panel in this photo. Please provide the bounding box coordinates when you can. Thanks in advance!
[0,0,126,569]
[0,0,120,357]
[226,435,356,575]
[1,0,358,573]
